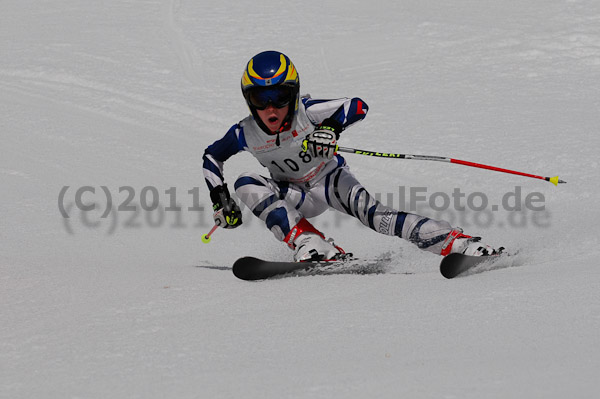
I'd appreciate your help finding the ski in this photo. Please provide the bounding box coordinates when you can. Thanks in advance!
[232,257,315,280]
[233,252,513,280]
[232,255,389,281]
[440,252,510,279]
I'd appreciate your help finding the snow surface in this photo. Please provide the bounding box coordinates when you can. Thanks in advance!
[2,0,600,398]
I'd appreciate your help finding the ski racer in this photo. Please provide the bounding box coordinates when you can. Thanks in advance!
[202,50,502,262]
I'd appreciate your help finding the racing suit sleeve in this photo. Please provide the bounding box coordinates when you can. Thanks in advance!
[303,96,369,131]
[202,124,246,190]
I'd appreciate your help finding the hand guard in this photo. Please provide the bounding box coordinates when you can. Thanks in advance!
[302,118,343,160]
[210,184,242,229]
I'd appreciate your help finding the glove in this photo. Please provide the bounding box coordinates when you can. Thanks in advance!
[302,118,343,160]
[210,184,242,229]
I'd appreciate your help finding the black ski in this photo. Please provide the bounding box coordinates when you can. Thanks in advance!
[233,257,307,280]
[440,253,507,279]
[232,255,389,280]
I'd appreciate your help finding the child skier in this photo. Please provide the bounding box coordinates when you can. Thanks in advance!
[203,50,502,262]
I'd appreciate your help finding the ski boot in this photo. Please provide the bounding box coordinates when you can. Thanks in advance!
[441,228,504,257]
[284,218,347,262]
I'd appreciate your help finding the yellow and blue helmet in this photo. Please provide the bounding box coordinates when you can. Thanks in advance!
[241,51,300,134]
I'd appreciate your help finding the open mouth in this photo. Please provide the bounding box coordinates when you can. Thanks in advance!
[268,116,278,123]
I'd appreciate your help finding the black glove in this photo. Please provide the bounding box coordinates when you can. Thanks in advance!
[302,118,343,160]
[210,184,242,229]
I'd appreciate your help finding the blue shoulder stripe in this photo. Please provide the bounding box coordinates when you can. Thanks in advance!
[204,124,245,162]
[303,98,330,107]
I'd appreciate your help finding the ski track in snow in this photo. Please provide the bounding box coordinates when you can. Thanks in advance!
[0,69,221,130]
[2,0,600,398]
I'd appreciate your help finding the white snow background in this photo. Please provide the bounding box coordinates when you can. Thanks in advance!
[1,0,599,398]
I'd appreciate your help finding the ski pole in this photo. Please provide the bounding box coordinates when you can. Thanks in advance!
[202,224,219,244]
[335,146,566,186]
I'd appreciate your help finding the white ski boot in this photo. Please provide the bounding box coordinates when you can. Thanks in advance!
[441,228,503,257]
[284,218,345,262]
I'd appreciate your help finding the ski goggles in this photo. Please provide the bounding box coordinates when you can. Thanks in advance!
[247,86,293,110]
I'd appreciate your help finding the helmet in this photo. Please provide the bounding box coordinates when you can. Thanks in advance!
[241,51,300,134]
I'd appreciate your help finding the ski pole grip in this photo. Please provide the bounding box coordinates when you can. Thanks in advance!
[219,191,232,213]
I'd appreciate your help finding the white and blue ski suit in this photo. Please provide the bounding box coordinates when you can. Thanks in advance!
[203,95,453,254]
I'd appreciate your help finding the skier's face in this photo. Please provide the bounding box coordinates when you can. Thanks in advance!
[256,104,289,133]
